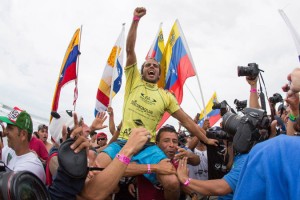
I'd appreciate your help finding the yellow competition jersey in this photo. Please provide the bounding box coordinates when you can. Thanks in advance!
[119,63,180,142]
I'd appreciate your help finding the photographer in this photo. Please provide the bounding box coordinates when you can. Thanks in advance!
[234,68,300,199]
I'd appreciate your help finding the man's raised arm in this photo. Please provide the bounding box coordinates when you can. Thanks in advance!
[126,7,146,67]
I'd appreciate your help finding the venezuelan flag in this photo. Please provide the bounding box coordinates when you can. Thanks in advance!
[198,92,221,127]
[157,20,196,129]
[51,28,81,113]
[146,23,165,88]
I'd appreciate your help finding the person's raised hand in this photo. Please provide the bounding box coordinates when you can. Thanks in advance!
[206,138,218,146]
[176,157,189,184]
[107,106,114,117]
[62,113,89,153]
[246,76,258,86]
[155,159,176,175]
[123,127,150,155]
[90,112,108,132]
[133,7,146,18]
[174,146,188,160]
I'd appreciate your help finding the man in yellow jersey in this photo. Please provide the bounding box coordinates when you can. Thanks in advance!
[90,7,218,200]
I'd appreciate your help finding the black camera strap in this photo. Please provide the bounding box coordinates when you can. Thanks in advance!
[258,72,269,111]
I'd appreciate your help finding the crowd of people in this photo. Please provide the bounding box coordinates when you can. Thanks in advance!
[1,6,300,200]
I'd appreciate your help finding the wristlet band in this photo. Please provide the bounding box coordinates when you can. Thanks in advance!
[289,113,299,122]
[183,178,191,186]
[250,88,257,93]
[133,15,140,21]
[116,154,131,165]
[147,164,151,174]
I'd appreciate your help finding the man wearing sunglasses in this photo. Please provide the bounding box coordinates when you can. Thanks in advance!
[89,7,218,200]
[96,132,108,148]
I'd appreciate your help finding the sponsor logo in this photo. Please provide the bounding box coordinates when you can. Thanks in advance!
[140,93,157,105]
[131,100,153,115]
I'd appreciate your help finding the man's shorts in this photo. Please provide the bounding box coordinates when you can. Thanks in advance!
[102,140,167,184]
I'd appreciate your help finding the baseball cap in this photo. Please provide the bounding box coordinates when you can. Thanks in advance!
[0,107,33,134]
[96,132,107,139]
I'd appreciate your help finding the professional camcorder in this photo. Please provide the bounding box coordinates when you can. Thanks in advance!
[222,107,269,153]
[207,105,270,153]
[206,127,233,141]
[237,63,261,80]
[212,101,229,116]
[234,99,247,112]
[269,93,283,104]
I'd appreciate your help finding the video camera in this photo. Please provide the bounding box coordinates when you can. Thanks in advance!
[206,126,233,141]
[237,63,263,80]
[212,100,231,116]
[208,105,270,153]
[269,93,283,104]
[234,99,247,112]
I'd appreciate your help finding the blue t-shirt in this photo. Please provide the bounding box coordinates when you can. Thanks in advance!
[234,135,300,200]
[218,153,248,200]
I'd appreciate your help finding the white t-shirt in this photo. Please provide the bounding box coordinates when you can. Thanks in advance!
[188,148,208,180]
[1,146,46,183]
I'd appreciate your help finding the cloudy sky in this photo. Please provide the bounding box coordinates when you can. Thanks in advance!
[1,0,299,133]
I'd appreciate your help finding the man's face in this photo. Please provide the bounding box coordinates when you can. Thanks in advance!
[38,128,48,142]
[6,124,22,150]
[157,131,178,159]
[97,137,107,147]
[142,59,160,84]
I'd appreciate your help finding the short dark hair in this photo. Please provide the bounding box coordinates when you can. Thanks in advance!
[90,130,97,137]
[156,124,178,142]
[38,124,48,131]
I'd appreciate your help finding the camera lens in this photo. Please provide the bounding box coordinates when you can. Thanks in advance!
[0,171,50,200]
[222,112,241,136]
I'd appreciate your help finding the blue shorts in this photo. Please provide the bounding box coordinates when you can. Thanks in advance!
[102,140,167,184]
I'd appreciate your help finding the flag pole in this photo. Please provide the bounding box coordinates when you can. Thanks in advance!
[109,24,125,106]
[73,25,83,111]
[184,84,202,111]
[279,9,300,62]
[176,19,207,116]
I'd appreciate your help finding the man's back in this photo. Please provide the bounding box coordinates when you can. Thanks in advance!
[234,135,300,199]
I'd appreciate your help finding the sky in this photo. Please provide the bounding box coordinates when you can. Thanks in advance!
[1,0,300,136]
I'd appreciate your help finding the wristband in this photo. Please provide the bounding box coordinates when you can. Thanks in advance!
[147,164,151,174]
[288,113,299,122]
[183,178,191,186]
[133,15,140,21]
[116,154,131,165]
[250,88,257,93]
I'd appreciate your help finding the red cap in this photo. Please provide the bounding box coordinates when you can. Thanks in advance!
[96,132,107,139]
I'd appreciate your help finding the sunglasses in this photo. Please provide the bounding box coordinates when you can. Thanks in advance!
[144,63,159,68]
[97,138,106,141]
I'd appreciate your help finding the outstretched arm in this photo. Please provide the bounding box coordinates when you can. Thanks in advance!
[172,109,218,146]
[126,7,146,67]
